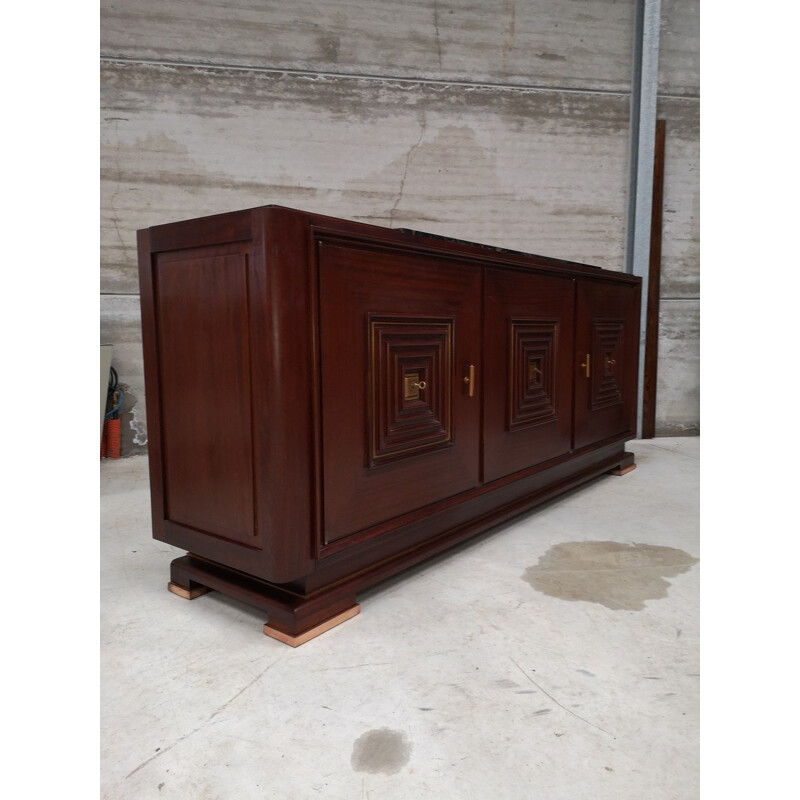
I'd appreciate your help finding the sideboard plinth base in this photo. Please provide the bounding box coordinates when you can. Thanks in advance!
[168,554,360,646]
[163,444,638,643]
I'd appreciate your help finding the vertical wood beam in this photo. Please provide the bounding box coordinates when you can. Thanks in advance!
[642,119,666,438]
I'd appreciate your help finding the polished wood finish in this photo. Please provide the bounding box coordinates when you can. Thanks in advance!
[573,280,641,450]
[138,206,641,644]
[319,242,481,542]
[155,243,257,545]
[484,269,575,482]
[642,119,667,439]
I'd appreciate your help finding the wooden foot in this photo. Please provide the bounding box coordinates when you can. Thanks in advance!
[608,462,637,476]
[264,604,360,647]
[168,581,212,600]
[607,450,636,476]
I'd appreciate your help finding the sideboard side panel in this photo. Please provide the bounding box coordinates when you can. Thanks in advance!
[139,210,298,581]
[154,243,258,546]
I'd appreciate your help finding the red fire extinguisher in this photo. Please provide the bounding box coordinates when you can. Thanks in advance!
[101,367,123,459]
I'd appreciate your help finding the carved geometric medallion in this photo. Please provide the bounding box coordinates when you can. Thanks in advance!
[368,315,454,466]
[509,319,559,431]
[591,320,624,411]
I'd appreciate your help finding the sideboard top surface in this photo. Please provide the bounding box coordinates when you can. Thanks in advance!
[140,204,641,286]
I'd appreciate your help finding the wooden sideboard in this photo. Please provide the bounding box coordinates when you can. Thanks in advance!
[138,206,640,646]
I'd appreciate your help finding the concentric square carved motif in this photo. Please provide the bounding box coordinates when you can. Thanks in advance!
[591,320,624,410]
[509,319,558,430]
[368,316,454,466]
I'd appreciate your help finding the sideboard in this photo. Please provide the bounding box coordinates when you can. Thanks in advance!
[137,206,641,646]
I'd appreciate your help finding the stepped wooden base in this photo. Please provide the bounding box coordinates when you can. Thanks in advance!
[264,605,360,647]
[165,444,636,646]
[167,554,360,648]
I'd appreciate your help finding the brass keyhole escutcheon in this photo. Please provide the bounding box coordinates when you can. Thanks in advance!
[404,372,426,400]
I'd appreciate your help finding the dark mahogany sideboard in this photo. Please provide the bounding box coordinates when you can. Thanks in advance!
[137,205,641,646]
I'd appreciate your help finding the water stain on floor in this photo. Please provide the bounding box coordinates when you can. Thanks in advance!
[522,541,698,611]
[351,728,412,775]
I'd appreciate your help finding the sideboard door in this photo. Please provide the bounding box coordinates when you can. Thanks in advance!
[483,269,575,482]
[318,242,482,545]
[573,281,640,449]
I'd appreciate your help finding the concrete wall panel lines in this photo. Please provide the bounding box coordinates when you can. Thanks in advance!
[101,0,638,92]
[656,97,699,300]
[101,62,632,296]
[658,0,699,97]
[655,299,699,435]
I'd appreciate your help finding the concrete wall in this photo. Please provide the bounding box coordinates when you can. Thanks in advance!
[655,0,699,434]
[100,0,699,453]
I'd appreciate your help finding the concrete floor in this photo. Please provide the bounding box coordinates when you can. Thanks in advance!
[101,438,699,799]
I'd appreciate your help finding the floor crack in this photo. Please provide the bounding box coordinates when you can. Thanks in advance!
[509,657,614,737]
[124,656,285,779]
[638,441,699,461]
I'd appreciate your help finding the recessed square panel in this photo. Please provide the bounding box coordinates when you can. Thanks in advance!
[591,320,624,410]
[509,319,559,430]
[369,316,454,465]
